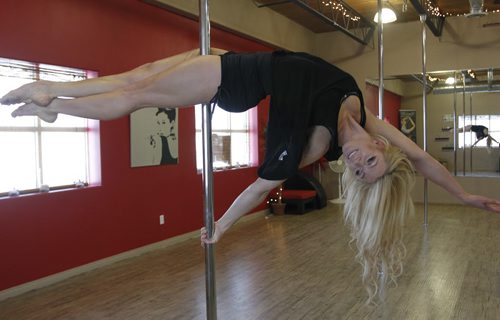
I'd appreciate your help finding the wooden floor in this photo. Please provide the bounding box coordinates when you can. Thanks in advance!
[1,203,500,320]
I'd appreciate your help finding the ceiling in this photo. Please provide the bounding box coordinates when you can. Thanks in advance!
[254,0,500,32]
[348,0,500,23]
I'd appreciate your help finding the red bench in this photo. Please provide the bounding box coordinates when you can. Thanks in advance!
[282,189,317,214]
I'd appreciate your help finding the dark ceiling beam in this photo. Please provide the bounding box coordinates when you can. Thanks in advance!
[253,0,291,6]
[409,0,445,36]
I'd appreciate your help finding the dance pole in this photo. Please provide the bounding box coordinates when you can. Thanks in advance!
[420,14,429,226]
[199,0,217,319]
[462,72,466,175]
[453,71,458,176]
[469,94,473,172]
[377,0,384,120]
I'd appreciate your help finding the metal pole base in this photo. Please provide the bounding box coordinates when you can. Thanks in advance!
[329,198,345,204]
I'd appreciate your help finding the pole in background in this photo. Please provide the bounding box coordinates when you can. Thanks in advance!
[377,0,384,120]
[420,14,429,227]
[199,0,217,319]
[462,71,466,175]
[469,93,473,173]
[453,71,458,176]
[375,4,385,293]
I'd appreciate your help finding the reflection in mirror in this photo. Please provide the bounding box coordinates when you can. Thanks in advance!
[373,68,500,177]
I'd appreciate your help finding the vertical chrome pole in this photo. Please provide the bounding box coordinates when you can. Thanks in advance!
[469,93,473,173]
[420,14,428,226]
[462,72,466,175]
[375,4,387,246]
[377,0,384,120]
[453,71,457,176]
[199,1,217,319]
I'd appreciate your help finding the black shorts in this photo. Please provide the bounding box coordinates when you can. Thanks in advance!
[211,52,272,112]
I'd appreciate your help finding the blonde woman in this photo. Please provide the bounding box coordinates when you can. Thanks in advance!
[446,124,499,154]
[2,49,500,302]
[459,125,499,148]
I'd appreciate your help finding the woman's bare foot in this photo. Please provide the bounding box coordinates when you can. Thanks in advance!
[0,80,53,106]
[11,103,58,123]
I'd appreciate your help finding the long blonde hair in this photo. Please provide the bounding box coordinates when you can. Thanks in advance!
[342,135,415,303]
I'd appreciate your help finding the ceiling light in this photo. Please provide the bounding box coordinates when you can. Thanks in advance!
[373,8,397,24]
[445,77,456,85]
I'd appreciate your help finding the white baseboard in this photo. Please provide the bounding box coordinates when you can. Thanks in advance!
[0,210,266,301]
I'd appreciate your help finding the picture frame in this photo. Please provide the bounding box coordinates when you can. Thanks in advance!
[130,107,178,167]
[399,109,417,143]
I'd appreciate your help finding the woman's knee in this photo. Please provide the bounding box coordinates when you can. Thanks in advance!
[250,178,284,196]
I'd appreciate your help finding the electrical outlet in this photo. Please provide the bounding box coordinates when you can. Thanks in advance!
[159,214,165,225]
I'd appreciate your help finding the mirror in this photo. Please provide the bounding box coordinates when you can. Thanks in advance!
[373,68,500,176]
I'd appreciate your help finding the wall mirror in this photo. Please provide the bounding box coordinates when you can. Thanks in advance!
[377,67,500,177]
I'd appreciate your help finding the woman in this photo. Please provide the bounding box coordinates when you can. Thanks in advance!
[457,125,499,148]
[154,107,178,164]
[2,49,499,302]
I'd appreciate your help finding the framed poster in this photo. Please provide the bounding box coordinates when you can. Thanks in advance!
[399,109,416,143]
[130,107,178,167]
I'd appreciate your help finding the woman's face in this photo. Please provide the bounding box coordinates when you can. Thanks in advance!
[157,113,175,137]
[342,137,387,183]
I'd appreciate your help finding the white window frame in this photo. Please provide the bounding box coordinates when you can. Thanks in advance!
[0,58,100,197]
[195,104,257,171]
[457,114,500,148]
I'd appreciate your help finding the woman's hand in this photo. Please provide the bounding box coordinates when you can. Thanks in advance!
[460,193,500,213]
[200,222,224,246]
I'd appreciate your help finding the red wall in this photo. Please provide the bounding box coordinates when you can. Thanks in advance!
[0,0,272,291]
[365,83,402,128]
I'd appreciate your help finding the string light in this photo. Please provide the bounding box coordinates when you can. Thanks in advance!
[424,0,500,18]
[321,1,361,22]
[315,0,500,25]
[424,0,448,17]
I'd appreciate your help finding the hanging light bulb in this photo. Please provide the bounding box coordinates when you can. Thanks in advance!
[373,8,398,23]
[445,77,456,85]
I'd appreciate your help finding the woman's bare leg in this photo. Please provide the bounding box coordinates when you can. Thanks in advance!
[456,125,473,133]
[11,55,222,121]
[1,48,227,107]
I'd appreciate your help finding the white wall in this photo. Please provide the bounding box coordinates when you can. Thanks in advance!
[150,0,316,51]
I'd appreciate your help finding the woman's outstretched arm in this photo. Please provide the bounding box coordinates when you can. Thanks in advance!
[363,108,500,212]
[201,177,284,244]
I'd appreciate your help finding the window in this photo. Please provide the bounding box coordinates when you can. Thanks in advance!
[195,104,256,170]
[0,58,100,196]
[457,115,500,148]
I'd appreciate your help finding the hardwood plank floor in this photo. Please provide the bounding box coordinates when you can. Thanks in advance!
[1,203,499,320]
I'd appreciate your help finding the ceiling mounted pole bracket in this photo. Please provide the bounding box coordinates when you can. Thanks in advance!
[409,0,445,36]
